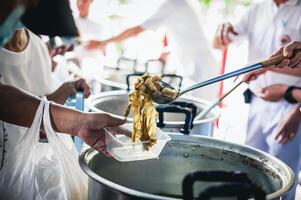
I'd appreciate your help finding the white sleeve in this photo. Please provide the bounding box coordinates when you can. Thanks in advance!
[40,42,56,94]
[233,5,255,37]
[141,0,173,31]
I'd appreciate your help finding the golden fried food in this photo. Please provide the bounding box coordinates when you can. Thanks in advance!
[124,73,179,149]
[124,73,158,149]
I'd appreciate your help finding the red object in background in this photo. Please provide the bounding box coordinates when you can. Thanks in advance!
[218,48,228,101]
[216,47,228,128]
[163,34,168,47]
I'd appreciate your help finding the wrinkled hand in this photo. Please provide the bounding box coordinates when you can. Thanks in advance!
[46,42,73,58]
[257,84,288,102]
[214,23,238,49]
[275,105,301,144]
[84,40,106,52]
[61,78,91,98]
[48,78,91,104]
[242,69,267,83]
[75,112,128,156]
[271,41,301,68]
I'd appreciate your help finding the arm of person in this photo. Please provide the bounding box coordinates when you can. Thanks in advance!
[85,26,144,50]
[256,84,301,103]
[275,104,301,144]
[256,84,301,144]
[0,84,126,154]
[213,3,255,50]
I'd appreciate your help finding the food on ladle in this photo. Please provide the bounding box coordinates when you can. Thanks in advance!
[124,73,179,149]
[124,73,158,149]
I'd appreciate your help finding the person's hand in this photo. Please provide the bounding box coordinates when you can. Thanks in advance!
[47,78,91,104]
[242,69,267,83]
[84,40,106,52]
[213,23,238,49]
[59,78,91,98]
[74,112,128,156]
[275,105,301,144]
[257,84,288,102]
[270,41,301,68]
[46,42,73,58]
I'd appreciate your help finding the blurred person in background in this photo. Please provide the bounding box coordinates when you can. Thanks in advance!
[84,0,218,100]
[70,0,108,94]
[213,0,301,199]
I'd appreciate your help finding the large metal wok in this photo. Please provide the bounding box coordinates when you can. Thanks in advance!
[86,90,219,136]
[79,134,294,200]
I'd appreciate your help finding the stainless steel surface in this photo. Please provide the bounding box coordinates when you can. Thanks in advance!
[79,133,294,200]
[151,63,262,104]
[86,90,219,136]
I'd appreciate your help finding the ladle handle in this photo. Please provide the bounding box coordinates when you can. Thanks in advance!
[180,63,262,95]
[261,48,301,67]
[180,48,301,96]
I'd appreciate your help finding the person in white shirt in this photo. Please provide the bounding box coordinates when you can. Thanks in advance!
[0,27,91,179]
[61,0,107,93]
[0,0,127,198]
[84,0,218,100]
[213,0,301,199]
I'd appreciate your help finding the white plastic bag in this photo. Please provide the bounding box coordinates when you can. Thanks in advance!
[0,99,87,200]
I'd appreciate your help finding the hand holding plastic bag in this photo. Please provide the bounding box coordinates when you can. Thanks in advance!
[0,99,88,200]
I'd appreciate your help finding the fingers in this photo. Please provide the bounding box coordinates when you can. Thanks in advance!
[74,78,91,98]
[276,58,290,68]
[275,126,296,144]
[222,23,237,45]
[289,52,301,68]
[275,128,289,144]
[101,113,127,128]
[283,41,299,57]
[243,73,257,83]
[270,46,283,58]
[88,133,112,157]
[215,23,236,48]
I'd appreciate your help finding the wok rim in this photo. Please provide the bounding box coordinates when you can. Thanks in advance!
[86,90,220,124]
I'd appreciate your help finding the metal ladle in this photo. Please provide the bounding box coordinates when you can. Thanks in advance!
[150,51,300,104]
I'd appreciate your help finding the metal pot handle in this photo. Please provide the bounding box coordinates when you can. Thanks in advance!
[161,74,183,89]
[126,72,145,91]
[117,57,137,71]
[156,104,194,134]
[182,171,266,200]
[198,183,266,200]
[170,101,197,124]
[145,59,165,74]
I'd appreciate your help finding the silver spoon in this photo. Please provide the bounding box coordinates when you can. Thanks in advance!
[150,53,293,104]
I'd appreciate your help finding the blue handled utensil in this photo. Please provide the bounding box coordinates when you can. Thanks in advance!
[150,52,292,104]
[66,91,84,153]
